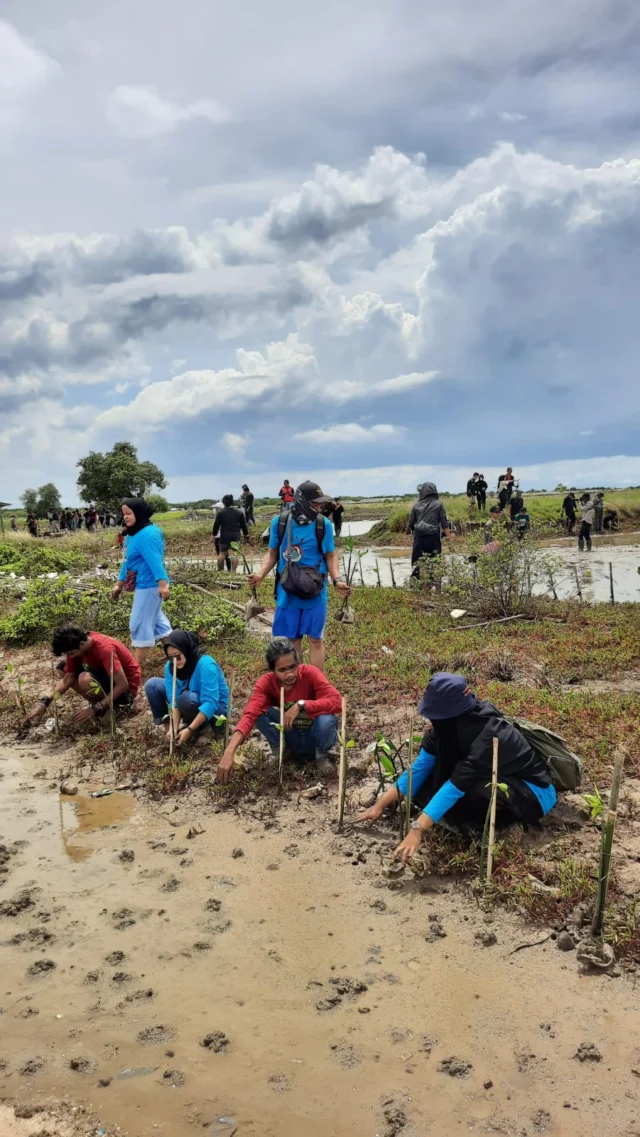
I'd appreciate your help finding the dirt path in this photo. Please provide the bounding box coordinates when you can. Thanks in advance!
[1,744,639,1137]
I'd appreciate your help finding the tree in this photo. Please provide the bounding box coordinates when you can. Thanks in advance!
[555,483,568,493]
[76,441,166,511]
[20,488,38,515]
[36,483,62,518]
[146,493,170,514]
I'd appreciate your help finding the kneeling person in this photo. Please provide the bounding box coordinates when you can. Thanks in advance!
[358,672,556,862]
[217,637,341,782]
[24,625,141,725]
[145,631,229,747]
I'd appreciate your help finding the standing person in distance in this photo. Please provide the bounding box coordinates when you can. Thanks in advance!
[248,481,351,672]
[241,485,255,526]
[594,492,605,534]
[213,494,249,572]
[111,497,172,664]
[27,512,38,537]
[562,491,577,536]
[475,474,488,512]
[466,473,479,510]
[330,497,344,537]
[10,515,17,532]
[279,479,295,511]
[408,483,451,592]
[578,493,594,552]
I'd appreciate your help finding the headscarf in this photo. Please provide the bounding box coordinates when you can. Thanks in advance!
[121,497,154,536]
[291,486,317,524]
[163,630,204,681]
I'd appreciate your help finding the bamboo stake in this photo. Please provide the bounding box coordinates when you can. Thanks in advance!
[278,684,285,784]
[609,562,615,605]
[224,672,235,749]
[337,696,348,830]
[573,564,583,601]
[591,748,625,939]
[358,555,365,586]
[169,657,178,758]
[405,716,415,833]
[375,559,381,587]
[389,558,397,589]
[486,738,499,882]
[109,650,115,742]
[49,659,59,740]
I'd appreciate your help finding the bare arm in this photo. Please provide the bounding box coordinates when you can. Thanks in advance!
[325,551,350,598]
[248,547,278,588]
[24,672,75,723]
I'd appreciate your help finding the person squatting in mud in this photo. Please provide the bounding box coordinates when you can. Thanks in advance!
[217,636,342,782]
[357,672,557,863]
[22,625,141,727]
[145,630,229,748]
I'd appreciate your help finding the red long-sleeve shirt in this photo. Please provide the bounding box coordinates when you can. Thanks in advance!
[235,665,341,739]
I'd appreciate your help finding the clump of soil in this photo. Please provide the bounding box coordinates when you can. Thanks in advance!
[119,849,135,863]
[0,889,37,917]
[112,908,136,930]
[201,1031,229,1053]
[161,876,181,893]
[268,1072,292,1093]
[426,914,447,942]
[27,958,56,977]
[438,1055,473,1077]
[69,1056,95,1073]
[125,988,154,1003]
[575,1042,602,1062]
[112,971,133,984]
[161,1069,185,1087]
[137,1025,175,1045]
[204,898,222,912]
[11,927,54,948]
[105,950,126,964]
[19,1056,45,1076]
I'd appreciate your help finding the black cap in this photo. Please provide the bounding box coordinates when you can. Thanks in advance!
[297,479,333,504]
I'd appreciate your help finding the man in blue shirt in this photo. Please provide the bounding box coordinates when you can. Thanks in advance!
[248,481,351,672]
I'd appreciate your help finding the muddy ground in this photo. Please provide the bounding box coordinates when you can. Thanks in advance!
[2,740,640,1137]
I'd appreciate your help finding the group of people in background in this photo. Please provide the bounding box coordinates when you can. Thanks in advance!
[16,506,116,537]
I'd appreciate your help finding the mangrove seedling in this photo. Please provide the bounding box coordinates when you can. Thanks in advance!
[5,662,27,715]
[591,748,626,940]
[583,786,605,822]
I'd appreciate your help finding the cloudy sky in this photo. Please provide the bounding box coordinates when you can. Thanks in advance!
[2,0,640,504]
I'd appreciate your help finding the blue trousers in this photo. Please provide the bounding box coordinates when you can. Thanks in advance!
[257,706,338,757]
[145,676,219,734]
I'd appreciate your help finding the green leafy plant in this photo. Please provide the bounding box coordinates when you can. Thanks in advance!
[5,662,27,714]
[584,786,605,821]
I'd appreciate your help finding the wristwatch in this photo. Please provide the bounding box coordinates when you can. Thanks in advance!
[410,820,425,833]
[297,700,306,710]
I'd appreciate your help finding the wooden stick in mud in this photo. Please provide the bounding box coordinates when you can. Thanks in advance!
[169,657,178,758]
[548,568,558,601]
[486,737,499,882]
[389,558,397,589]
[573,564,583,601]
[405,716,415,832]
[591,747,625,939]
[224,672,235,749]
[109,650,115,741]
[337,696,348,830]
[49,658,59,740]
[609,562,615,605]
[278,684,285,784]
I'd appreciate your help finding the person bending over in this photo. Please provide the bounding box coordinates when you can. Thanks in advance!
[145,630,229,748]
[23,625,141,727]
[357,672,556,863]
[217,636,342,782]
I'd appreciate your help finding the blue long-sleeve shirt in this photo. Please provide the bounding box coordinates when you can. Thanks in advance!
[118,525,168,589]
[396,748,557,823]
[163,655,229,721]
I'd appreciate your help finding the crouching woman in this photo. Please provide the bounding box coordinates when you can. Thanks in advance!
[358,672,557,863]
[145,631,229,747]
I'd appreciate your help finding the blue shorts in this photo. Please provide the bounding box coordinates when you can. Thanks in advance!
[272,600,327,641]
[129,587,172,648]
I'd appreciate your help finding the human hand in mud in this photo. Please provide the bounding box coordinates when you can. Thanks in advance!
[393,828,424,864]
[217,749,235,783]
[22,702,47,727]
[74,704,97,724]
[282,703,300,729]
[176,727,192,747]
[356,800,385,823]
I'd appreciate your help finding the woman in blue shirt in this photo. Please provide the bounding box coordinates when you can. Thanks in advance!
[357,672,557,862]
[111,497,172,663]
[145,630,230,747]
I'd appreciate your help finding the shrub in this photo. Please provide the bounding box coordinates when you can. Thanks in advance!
[0,578,243,646]
[426,533,562,618]
[0,541,90,577]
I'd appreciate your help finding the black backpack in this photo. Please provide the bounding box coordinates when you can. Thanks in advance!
[274,512,327,601]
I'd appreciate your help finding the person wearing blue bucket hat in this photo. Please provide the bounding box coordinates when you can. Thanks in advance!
[357,673,557,863]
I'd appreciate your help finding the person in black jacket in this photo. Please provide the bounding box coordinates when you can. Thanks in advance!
[213,494,249,572]
[475,474,488,512]
[466,474,479,508]
[562,492,577,535]
[408,482,451,591]
[241,484,255,525]
[357,672,557,862]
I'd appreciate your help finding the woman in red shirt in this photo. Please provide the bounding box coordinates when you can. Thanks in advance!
[218,637,342,782]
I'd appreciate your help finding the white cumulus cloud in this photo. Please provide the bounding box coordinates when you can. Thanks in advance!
[294,422,400,445]
[0,18,60,125]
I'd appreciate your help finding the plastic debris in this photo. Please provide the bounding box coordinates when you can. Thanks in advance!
[90,789,114,798]
[117,1065,159,1079]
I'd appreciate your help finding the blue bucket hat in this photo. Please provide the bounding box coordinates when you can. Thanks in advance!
[417,672,476,720]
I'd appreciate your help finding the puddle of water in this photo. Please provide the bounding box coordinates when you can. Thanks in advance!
[340,518,380,537]
[61,791,136,862]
